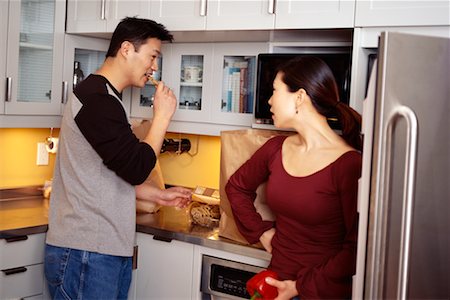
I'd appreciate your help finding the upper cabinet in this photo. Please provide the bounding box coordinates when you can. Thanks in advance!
[206,0,275,30]
[355,0,450,27]
[130,42,268,136]
[67,0,356,33]
[66,0,151,33]
[149,0,207,31]
[0,1,8,115]
[1,0,65,116]
[275,0,355,29]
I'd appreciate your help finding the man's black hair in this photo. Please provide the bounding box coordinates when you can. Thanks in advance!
[106,17,173,58]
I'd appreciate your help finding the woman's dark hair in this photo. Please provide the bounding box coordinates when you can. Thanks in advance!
[106,17,173,58]
[278,56,362,151]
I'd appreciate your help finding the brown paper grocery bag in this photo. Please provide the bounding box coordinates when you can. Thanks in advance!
[219,129,292,244]
[132,120,165,213]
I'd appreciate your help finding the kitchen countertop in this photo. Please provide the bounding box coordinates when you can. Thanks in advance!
[0,187,271,261]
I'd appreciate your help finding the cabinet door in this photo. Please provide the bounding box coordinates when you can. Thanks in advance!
[130,44,171,119]
[211,43,268,126]
[275,0,355,29]
[5,0,65,115]
[355,0,450,27]
[207,0,275,30]
[66,0,108,33]
[150,0,206,31]
[0,0,8,114]
[171,43,214,123]
[62,35,110,112]
[106,0,152,32]
[135,233,194,300]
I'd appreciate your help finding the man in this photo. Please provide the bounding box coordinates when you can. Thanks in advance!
[44,17,191,299]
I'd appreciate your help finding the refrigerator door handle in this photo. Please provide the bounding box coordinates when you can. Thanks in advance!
[380,105,418,300]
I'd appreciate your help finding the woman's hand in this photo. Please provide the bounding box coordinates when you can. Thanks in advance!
[265,277,298,300]
[259,228,276,253]
[136,185,191,208]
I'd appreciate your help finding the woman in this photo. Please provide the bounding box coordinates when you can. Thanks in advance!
[226,57,362,299]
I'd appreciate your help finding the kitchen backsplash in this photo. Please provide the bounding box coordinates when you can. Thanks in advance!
[0,129,220,190]
[0,128,59,189]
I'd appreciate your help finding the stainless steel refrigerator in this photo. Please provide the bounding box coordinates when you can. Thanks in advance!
[354,32,449,299]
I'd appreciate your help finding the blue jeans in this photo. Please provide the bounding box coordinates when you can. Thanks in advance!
[44,244,132,300]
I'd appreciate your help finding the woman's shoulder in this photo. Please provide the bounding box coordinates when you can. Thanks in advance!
[333,149,362,177]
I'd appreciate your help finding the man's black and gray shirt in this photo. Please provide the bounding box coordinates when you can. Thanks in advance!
[47,74,156,256]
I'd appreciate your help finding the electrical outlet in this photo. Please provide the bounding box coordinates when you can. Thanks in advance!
[37,142,49,165]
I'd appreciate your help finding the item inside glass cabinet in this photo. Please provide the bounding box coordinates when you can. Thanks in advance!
[179,55,203,110]
[221,56,256,114]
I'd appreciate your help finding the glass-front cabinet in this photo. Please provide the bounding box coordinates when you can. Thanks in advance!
[130,44,171,119]
[3,0,65,115]
[62,34,132,117]
[211,43,268,126]
[130,42,268,135]
[171,43,214,123]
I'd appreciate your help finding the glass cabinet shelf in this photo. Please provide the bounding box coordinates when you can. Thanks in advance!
[19,42,53,50]
[179,54,203,111]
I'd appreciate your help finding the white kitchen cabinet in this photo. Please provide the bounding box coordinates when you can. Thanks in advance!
[131,42,268,135]
[130,43,171,119]
[210,43,268,126]
[206,0,275,30]
[0,233,46,299]
[63,34,133,117]
[150,0,207,31]
[135,232,194,300]
[0,0,7,115]
[66,0,151,34]
[355,0,450,27]
[275,0,355,29]
[1,0,65,116]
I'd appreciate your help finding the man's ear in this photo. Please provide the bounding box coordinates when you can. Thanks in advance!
[119,41,134,58]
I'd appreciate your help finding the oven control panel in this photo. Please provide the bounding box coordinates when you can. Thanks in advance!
[201,255,265,300]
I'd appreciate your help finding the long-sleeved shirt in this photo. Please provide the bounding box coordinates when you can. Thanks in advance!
[226,135,362,299]
[46,74,156,257]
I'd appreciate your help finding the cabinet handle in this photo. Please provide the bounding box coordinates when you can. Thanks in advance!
[5,235,28,243]
[5,77,12,102]
[268,0,275,14]
[200,0,207,16]
[2,266,27,276]
[100,0,106,20]
[153,235,172,243]
[61,81,68,104]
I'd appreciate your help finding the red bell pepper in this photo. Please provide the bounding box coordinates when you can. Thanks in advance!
[246,269,279,300]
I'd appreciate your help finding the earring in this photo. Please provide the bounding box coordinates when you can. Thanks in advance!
[295,108,298,114]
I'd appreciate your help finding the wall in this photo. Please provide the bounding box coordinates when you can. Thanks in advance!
[0,128,221,190]
[0,128,59,189]
[159,133,221,190]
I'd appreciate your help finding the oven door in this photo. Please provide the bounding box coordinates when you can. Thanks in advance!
[201,255,265,300]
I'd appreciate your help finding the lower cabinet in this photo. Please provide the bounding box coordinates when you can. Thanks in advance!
[0,233,46,299]
[135,232,194,300]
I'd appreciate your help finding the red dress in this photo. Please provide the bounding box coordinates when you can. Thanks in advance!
[225,136,362,299]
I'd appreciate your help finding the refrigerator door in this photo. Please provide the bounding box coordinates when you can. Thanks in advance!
[364,32,449,300]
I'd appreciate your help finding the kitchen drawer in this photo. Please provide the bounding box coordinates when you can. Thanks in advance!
[0,263,44,299]
[0,233,46,269]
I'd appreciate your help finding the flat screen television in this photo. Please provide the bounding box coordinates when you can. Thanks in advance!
[254,51,352,128]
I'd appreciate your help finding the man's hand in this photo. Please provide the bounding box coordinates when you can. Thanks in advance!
[136,184,191,208]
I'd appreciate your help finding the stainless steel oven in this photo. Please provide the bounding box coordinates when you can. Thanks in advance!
[201,255,265,300]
